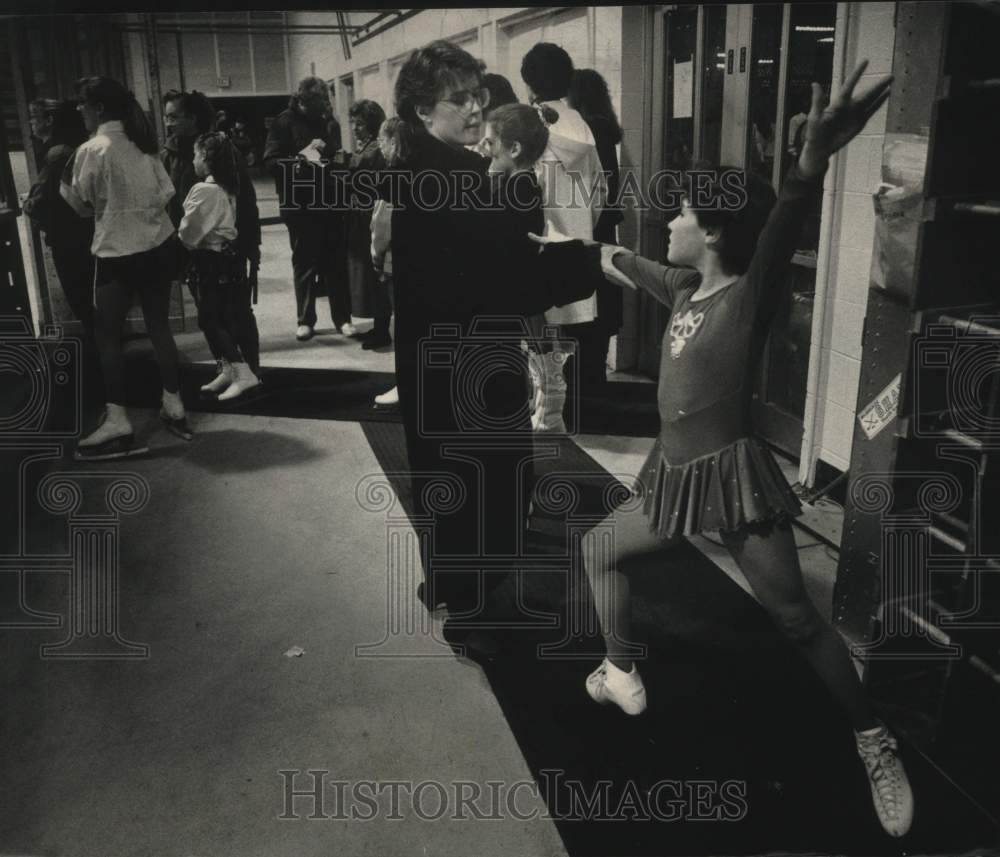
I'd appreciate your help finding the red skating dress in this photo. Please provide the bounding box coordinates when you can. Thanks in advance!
[608,166,822,539]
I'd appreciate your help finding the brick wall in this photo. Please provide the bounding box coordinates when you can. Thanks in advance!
[808,2,896,475]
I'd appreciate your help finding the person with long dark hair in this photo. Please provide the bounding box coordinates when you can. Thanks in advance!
[23,100,98,376]
[531,63,913,839]
[179,132,260,401]
[391,40,601,653]
[62,76,191,459]
[567,68,625,393]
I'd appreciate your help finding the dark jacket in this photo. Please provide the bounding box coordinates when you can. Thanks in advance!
[23,143,94,253]
[262,100,340,215]
[161,135,198,230]
[346,138,386,316]
[585,114,625,331]
[390,131,600,583]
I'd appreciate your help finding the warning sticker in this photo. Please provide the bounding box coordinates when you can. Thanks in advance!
[858,374,902,440]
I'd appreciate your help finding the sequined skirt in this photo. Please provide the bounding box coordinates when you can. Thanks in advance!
[637,434,802,541]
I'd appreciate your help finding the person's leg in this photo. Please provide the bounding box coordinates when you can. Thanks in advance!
[720,520,913,836]
[196,277,241,365]
[583,501,662,670]
[91,270,134,406]
[286,217,319,329]
[228,267,261,374]
[719,521,876,731]
[322,213,351,330]
[136,248,182,396]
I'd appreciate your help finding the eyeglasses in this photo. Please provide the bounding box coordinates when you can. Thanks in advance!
[440,87,491,112]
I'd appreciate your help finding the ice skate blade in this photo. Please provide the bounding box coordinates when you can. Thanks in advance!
[74,435,149,461]
[160,415,194,441]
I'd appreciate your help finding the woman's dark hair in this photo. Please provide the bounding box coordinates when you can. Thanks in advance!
[481,73,517,120]
[194,131,240,197]
[487,103,549,168]
[520,43,574,102]
[163,90,216,134]
[394,39,483,127]
[568,69,622,146]
[49,100,88,148]
[76,76,158,154]
[685,163,776,276]
[349,99,387,140]
[379,116,414,167]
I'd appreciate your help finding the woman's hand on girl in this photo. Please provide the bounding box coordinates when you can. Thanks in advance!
[799,59,892,178]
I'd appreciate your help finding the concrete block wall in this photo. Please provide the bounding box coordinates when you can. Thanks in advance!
[809,2,895,474]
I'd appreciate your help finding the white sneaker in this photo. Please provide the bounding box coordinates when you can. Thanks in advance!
[856,724,914,837]
[296,324,314,341]
[338,321,358,337]
[200,359,233,394]
[374,386,399,406]
[585,658,647,715]
[218,362,261,401]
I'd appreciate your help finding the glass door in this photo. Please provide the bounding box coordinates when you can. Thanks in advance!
[748,3,836,457]
[641,5,836,460]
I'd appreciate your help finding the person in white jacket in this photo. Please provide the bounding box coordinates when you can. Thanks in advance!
[521,43,606,433]
[61,76,191,459]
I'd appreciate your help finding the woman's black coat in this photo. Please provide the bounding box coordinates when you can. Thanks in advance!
[390,130,600,607]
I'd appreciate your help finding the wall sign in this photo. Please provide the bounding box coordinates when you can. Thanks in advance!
[858,373,902,440]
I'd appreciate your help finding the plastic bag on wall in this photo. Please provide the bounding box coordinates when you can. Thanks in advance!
[870,133,928,291]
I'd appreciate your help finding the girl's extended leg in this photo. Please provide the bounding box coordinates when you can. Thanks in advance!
[583,501,665,669]
[138,257,182,395]
[719,520,876,730]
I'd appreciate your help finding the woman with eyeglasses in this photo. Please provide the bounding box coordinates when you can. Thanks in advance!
[391,40,602,654]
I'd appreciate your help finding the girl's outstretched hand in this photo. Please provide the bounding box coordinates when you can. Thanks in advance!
[799,59,892,177]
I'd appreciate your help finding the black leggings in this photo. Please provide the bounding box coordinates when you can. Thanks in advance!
[94,239,180,404]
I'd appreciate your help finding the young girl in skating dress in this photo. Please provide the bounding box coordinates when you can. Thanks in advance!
[531,61,912,840]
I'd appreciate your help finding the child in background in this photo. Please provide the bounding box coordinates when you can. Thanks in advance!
[179,132,261,401]
[370,117,412,409]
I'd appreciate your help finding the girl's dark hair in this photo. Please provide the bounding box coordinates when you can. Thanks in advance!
[349,99,387,140]
[685,163,776,275]
[520,43,574,102]
[394,39,483,127]
[194,131,240,197]
[568,69,622,146]
[76,76,159,154]
[481,73,517,120]
[49,100,88,148]
[379,116,414,167]
[487,103,549,168]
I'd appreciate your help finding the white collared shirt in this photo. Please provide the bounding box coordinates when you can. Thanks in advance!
[178,178,237,251]
[60,120,175,258]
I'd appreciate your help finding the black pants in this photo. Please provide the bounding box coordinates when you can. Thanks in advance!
[562,320,611,398]
[284,213,350,328]
[50,240,102,400]
[372,273,393,336]
[189,251,260,372]
[93,239,180,404]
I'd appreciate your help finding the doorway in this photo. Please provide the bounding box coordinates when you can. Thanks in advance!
[641,3,836,458]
